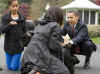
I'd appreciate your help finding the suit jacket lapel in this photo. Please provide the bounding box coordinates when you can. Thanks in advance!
[74,23,80,36]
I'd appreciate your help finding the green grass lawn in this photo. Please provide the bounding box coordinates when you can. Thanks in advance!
[91,37,100,44]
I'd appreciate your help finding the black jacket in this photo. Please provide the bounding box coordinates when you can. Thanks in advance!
[1,11,26,54]
[22,20,69,74]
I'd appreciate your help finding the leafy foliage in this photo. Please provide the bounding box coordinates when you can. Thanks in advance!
[88,25,100,37]
[19,3,30,17]
[31,0,72,21]
[0,0,31,18]
[92,0,100,5]
[0,0,72,20]
[0,0,8,13]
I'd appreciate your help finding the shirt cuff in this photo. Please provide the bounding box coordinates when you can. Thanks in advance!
[69,40,74,45]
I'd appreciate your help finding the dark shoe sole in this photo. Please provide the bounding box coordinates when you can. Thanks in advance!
[0,68,3,71]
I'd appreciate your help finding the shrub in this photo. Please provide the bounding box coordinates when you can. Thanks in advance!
[88,25,100,37]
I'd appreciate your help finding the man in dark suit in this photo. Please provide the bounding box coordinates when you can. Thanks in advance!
[61,10,95,69]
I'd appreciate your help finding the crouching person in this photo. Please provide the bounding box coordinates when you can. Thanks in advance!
[61,10,96,69]
[21,6,70,74]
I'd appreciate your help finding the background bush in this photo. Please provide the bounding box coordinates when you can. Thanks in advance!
[88,25,100,37]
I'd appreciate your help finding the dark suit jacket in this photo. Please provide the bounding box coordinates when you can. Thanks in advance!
[61,21,95,53]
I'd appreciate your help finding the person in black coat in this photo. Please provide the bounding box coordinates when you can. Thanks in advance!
[61,10,96,69]
[0,0,26,71]
[21,6,70,74]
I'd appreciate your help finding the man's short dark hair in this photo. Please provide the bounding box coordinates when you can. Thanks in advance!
[67,10,80,16]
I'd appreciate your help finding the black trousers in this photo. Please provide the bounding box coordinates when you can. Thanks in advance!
[72,43,93,65]
[62,48,77,74]
[79,48,93,65]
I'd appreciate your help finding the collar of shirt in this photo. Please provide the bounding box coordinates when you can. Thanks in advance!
[74,24,76,28]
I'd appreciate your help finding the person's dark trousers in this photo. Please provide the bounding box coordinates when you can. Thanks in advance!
[62,48,75,74]
[0,67,2,71]
[5,53,22,71]
[84,50,93,69]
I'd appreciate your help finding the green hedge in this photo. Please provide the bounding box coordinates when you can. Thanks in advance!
[88,25,100,37]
